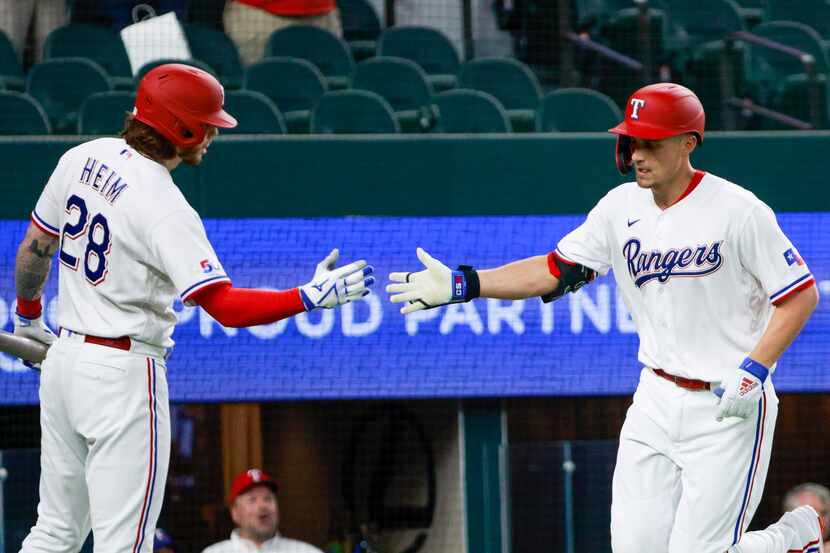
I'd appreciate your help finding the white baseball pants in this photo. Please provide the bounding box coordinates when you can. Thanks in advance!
[19,336,170,553]
[611,367,778,553]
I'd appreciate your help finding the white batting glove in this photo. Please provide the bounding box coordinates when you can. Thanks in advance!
[714,358,769,421]
[14,312,57,346]
[299,249,374,310]
[14,310,57,370]
[386,247,478,315]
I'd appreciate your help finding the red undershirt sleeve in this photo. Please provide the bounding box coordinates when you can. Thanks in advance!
[188,283,306,327]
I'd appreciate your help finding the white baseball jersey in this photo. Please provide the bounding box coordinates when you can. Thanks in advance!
[31,137,230,348]
[202,531,323,553]
[557,170,814,383]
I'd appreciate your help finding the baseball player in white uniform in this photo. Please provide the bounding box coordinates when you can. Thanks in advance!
[12,64,373,553]
[386,83,818,552]
[202,468,322,553]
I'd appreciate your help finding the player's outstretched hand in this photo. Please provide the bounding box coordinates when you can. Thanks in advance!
[714,358,769,421]
[13,310,57,370]
[386,248,455,315]
[299,249,374,310]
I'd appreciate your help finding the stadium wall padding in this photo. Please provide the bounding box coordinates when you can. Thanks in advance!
[1,132,829,219]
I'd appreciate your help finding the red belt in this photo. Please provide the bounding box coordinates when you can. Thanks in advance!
[85,335,131,351]
[652,368,711,391]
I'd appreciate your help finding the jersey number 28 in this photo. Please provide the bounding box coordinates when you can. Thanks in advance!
[58,194,111,285]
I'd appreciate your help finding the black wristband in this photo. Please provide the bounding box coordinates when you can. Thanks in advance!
[457,265,480,301]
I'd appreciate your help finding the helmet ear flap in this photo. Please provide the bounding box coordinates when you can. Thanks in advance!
[175,119,205,148]
[615,135,633,175]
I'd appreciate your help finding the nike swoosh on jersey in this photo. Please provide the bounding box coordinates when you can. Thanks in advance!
[627,218,641,227]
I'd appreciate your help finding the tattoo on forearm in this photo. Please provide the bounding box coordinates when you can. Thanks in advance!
[27,239,55,259]
[17,269,50,299]
[15,237,56,300]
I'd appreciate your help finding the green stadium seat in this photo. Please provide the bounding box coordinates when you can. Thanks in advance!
[265,25,354,90]
[135,58,217,85]
[311,90,400,134]
[734,0,765,6]
[685,40,753,130]
[605,0,668,9]
[351,56,434,133]
[766,73,830,129]
[767,0,830,38]
[0,30,24,90]
[339,0,382,61]
[747,21,829,103]
[665,0,746,51]
[576,0,671,32]
[27,58,112,134]
[0,91,51,134]
[598,6,669,105]
[536,88,622,132]
[78,91,135,135]
[433,89,511,133]
[739,22,830,128]
[222,90,286,134]
[601,6,669,60]
[732,1,764,28]
[574,0,609,31]
[184,23,244,89]
[459,58,542,132]
[244,57,327,133]
[43,23,133,90]
[378,26,460,92]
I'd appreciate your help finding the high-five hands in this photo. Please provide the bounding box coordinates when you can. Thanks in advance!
[299,249,375,310]
[386,248,479,314]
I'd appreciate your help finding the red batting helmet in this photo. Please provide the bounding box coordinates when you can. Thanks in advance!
[608,83,705,175]
[134,63,237,150]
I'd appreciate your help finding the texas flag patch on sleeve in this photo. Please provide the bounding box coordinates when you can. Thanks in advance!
[783,248,804,267]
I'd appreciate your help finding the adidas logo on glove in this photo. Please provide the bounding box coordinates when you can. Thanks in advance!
[738,377,758,397]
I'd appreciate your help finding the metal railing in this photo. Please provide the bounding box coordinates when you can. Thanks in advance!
[565,32,644,73]
[723,31,822,129]
[725,97,814,130]
[560,0,658,87]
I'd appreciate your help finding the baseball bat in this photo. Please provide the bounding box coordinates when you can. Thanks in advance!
[0,330,49,364]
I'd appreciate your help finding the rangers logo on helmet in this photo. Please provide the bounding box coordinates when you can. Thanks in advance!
[630,98,646,119]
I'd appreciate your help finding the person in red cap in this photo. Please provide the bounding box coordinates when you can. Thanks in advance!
[386,82,818,553]
[201,468,321,553]
[12,64,372,553]
[224,0,342,66]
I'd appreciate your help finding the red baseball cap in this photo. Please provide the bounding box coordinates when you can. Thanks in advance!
[228,468,278,505]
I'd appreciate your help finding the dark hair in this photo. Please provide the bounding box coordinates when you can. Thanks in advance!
[120,112,176,161]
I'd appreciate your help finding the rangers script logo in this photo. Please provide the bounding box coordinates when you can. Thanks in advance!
[624,238,724,288]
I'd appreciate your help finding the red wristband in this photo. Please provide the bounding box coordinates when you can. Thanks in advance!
[16,297,42,319]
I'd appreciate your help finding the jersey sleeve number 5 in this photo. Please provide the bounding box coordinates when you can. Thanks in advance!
[58,194,112,285]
